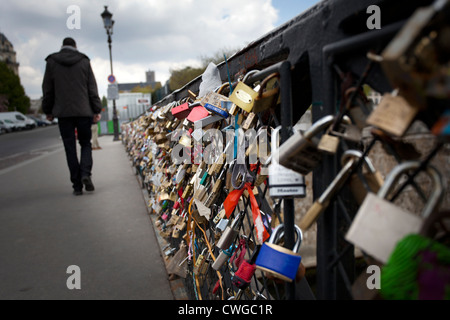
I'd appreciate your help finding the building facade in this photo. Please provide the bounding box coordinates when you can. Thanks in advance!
[0,33,19,76]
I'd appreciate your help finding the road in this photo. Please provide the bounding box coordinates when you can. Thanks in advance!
[0,125,62,170]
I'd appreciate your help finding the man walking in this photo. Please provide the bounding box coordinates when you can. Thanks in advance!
[42,37,102,195]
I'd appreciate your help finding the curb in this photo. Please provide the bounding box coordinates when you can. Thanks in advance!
[130,163,189,301]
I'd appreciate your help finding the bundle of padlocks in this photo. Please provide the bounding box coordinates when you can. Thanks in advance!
[121,1,450,300]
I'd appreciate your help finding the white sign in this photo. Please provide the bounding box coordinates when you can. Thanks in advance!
[107,83,119,100]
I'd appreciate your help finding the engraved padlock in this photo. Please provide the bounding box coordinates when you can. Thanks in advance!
[255,224,303,282]
[277,115,336,175]
[229,70,260,113]
[216,211,245,250]
[346,161,445,264]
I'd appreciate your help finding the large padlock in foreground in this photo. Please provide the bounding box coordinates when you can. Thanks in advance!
[255,224,303,282]
[346,161,445,264]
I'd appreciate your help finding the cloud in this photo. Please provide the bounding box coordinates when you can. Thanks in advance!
[1,0,279,100]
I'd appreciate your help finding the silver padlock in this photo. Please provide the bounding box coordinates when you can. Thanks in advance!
[267,126,306,198]
[212,245,235,271]
[346,161,445,264]
[277,115,335,175]
[216,211,245,250]
[255,224,303,282]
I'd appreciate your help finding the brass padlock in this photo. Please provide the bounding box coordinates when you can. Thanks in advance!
[252,72,280,113]
[367,92,419,137]
[229,70,260,113]
[204,164,228,208]
[241,112,258,131]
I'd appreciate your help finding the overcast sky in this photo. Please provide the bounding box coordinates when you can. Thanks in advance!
[0,0,321,100]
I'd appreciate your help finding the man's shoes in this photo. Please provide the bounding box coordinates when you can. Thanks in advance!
[73,190,83,196]
[82,176,95,192]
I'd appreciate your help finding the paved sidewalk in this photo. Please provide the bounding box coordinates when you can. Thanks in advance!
[0,136,174,300]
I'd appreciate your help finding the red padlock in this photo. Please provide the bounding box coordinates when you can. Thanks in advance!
[171,102,191,119]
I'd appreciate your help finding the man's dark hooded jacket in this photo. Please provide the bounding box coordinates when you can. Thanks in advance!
[42,46,102,118]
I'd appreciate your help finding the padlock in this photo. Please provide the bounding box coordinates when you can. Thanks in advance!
[212,245,235,271]
[204,164,228,208]
[341,150,384,205]
[317,131,340,154]
[154,133,168,144]
[255,224,303,282]
[299,149,361,231]
[198,251,211,277]
[277,115,335,175]
[201,84,230,118]
[193,248,208,275]
[329,119,362,143]
[366,92,419,137]
[216,211,245,250]
[268,126,306,198]
[171,102,191,120]
[181,183,193,199]
[187,104,210,123]
[241,112,258,131]
[232,244,260,289]
[345,161,445,264]
[229,70,260,113]
[252,73,280,113]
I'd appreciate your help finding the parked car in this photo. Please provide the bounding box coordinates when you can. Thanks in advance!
[0,120,8,134]
[10,119,26,131]
[0,112,36,130]
[28,115,51,127]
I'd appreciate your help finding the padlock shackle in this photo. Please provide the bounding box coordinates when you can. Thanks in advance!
[243,70,260,83]
[341,149,377,173]
[268,125,298,165]
[257,73,280,99]
[303,115,335,139]
[269,224,303,253]
[378,161,445,219]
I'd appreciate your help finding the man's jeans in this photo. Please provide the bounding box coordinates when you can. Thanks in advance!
[58,117,93,191]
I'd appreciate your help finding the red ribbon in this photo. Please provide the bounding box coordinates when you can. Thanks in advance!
[223,182,270,243]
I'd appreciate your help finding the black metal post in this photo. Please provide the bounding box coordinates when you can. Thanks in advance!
[107,33,120,141]
[279,60,296,300]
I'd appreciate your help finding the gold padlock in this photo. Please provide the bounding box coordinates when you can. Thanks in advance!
[252,73,280,113]
[229,82,258,113]
[366,93,419,137]
[241,112,257,131]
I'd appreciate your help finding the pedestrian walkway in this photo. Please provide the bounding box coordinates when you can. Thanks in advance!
[0,136,174,300]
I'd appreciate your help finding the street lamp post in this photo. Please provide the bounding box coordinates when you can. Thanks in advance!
[101,6,120,141]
